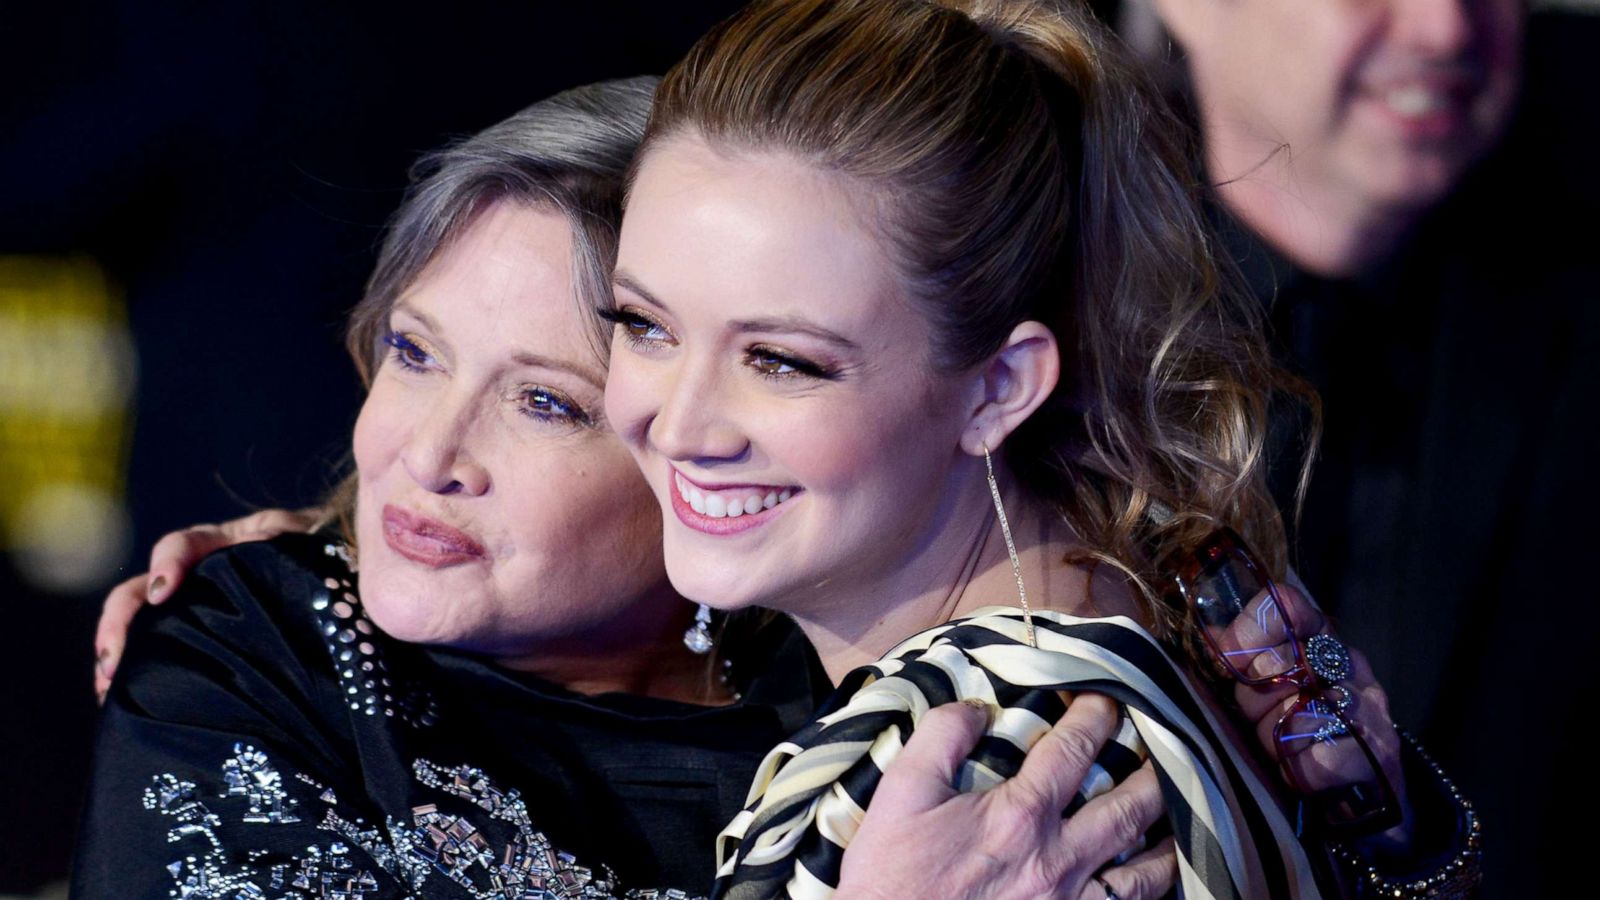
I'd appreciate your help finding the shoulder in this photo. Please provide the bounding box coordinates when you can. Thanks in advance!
[109,532,360,724]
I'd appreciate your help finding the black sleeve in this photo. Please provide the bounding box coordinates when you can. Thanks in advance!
[71,541,411,899]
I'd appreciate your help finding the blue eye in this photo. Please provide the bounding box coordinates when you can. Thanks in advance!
[383,332,433,371]
[519,386,592,427]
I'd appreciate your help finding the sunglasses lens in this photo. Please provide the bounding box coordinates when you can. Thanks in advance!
[1276,699,1399,835]
[1180,536,1299,681]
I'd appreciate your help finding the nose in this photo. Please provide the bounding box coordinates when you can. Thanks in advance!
[400,390,491,496]
[1394,0,1474,57]
[647,358,750,466]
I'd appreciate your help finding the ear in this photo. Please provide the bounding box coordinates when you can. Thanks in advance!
[957,320,1060,458]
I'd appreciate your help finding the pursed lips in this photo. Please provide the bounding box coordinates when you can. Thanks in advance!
[381,503,487,567]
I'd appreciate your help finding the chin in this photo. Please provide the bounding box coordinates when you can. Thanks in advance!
[660,533,770,614]
[1364,148,1475,214]
[357,562,473,647]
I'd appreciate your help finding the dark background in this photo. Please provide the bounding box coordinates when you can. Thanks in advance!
[1,0,1588,893]
[0,2,760,890]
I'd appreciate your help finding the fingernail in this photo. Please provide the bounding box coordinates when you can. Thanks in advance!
[95,648,108,680]
[961,698,995,728]
[149,575,168,601]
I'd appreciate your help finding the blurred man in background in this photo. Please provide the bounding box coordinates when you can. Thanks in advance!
[1131,0,1597,891]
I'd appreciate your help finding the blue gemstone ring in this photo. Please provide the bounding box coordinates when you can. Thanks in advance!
[1305,633,1353,684]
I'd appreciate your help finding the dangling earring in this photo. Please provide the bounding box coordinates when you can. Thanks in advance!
[983,442,1036,648]
[683,603,715,654]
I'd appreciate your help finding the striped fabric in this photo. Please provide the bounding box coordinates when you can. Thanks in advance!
[712,608,1322,900]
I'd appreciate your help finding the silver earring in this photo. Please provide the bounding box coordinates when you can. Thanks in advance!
[683,603,715,654]
[983,443,1036,648]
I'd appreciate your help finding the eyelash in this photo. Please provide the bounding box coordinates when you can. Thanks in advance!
[384,331,433,371]
[745,345,836,381]
[597,307,839,382]
[596,306,670,349]
[515,385,593,427]
[383,331,592,427]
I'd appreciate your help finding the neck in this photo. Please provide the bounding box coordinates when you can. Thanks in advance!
[1204,122,1421,279]
[788,462,1139,685]
[496,584,732,705]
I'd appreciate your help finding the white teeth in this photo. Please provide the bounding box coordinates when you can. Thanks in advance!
[674,473,798,519]
[1384,86,1444,118]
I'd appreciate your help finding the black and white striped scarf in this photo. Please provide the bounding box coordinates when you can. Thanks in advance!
[712,608,1321,899]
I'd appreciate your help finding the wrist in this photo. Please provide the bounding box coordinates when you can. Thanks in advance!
[1328,728,1481,899]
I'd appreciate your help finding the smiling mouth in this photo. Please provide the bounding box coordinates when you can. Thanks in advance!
[1357,74,1480,136]
[669,468,800,534]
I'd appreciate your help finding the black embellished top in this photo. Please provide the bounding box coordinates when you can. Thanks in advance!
[72,534,825,899]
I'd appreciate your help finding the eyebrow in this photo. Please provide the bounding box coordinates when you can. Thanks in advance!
[391,300,605,390]
[612,270,862,352]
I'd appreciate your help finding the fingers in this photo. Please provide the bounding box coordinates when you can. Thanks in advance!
[221,507,322,541]
[147,526,225,604]
[1008,693,1119,818]
[874,700,991,816]
[1063,760,1166,872]
[94,573,150,703]
[1084,835,1178,900]
[147,508,315,604]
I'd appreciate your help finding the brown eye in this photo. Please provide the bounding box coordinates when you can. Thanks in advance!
[598,306,671,344]
[746,345,835,380]
[749,351,797,376]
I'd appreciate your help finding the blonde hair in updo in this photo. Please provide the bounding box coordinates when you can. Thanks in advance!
[640,0,1314,645]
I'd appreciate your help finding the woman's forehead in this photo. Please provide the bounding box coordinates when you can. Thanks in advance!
[400,202,603,378]
[619,137,899,331]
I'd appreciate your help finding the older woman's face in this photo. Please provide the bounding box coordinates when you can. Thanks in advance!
[353,201,674,662]
[603,135,975,618]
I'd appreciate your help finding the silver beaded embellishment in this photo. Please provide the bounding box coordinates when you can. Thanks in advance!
[144,744,696,899]
[143,745,382,898]
[1328,727,1483,899]
[313,543,439,728]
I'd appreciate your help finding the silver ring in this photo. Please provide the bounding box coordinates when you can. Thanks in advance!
[1304,632,1353,684]
[1094,874,1120,900]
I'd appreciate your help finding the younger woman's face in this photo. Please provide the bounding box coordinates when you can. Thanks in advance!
[604,134,976,617]
[354,201,675,661]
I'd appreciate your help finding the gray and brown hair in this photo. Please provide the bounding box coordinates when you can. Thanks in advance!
[327,77,658,533]
[346,75,659,384]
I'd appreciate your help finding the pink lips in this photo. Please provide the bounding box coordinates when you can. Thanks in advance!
[668,467,798,537]
[381,504,487,567]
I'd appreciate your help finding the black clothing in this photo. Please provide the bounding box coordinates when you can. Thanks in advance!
[73,534,825,899]
[1228,14,1600,892]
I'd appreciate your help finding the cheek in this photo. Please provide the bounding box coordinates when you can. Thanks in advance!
[779,382,959,501]
[602,352,656,450]
[1479,4,1524,99]
[352,381,404,476]
[499,441,666,598]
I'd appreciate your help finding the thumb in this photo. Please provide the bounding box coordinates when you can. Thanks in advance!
[873,700,991,817]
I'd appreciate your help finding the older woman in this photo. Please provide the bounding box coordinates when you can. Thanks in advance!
[79,75,1173,899]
